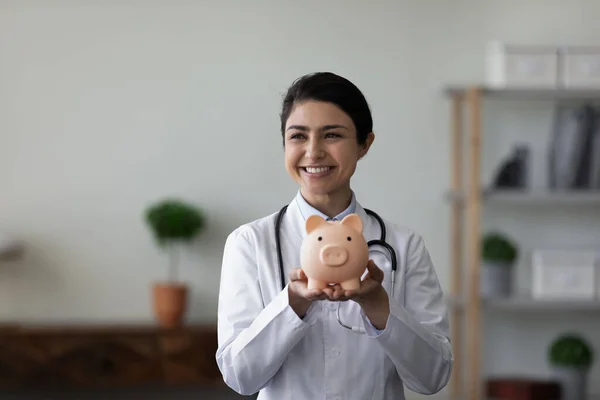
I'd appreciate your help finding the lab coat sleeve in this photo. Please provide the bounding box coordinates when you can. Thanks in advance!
[215,227,320,396]
[360,232,453,395]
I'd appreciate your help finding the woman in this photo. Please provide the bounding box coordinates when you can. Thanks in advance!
[216,72,453,400]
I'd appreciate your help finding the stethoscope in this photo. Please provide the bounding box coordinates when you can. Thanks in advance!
[275,205,397,334]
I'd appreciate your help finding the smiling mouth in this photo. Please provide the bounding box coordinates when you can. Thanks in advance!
[301,166,334,174]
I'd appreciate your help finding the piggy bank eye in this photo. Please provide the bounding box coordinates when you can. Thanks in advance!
[318,236,322,241]
[347,236,352,241]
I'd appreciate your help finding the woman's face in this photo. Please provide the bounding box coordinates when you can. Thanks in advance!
[283,100,373,200]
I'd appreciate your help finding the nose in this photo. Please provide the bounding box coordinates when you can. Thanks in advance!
[306,138,325,159]
[319,245,348,266]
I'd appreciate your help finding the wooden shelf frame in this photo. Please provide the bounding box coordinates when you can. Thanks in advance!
[445,85,600,100]
[445,188,600,206]
[445,85,600,400]
[446,86,484,400]
[447,294,600,312]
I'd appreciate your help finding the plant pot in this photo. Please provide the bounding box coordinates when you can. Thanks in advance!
[152,282,188,328]
[550,365,588,400]
[480,261,512,297]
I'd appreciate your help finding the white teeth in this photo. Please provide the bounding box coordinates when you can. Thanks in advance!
[305,167,331,174]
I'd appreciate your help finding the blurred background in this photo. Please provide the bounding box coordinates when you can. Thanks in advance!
[1,0,600,399]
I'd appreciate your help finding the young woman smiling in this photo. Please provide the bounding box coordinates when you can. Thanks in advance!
[216,72,453,400]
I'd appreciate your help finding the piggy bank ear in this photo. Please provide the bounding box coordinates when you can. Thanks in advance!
[306,215,327,234]
[340,214,363,233]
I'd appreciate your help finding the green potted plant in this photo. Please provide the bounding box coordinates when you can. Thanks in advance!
[480,231,518,297]
[145,198,205,328]
[548,334,594,400]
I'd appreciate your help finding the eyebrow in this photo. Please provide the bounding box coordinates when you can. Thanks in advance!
[286,124,349,131]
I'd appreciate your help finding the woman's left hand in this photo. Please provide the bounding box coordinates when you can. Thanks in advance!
[328,260,388,306]
[327,259,391,330]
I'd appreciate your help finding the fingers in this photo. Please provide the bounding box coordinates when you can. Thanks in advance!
[291,284,326,301]
[322,286,335,298]
[289,270,329,301]
[305,288,328,301]
[288,265,384,303]
[321,284,353,301]
[288,269,343,301]
[367,260,384,283]
[332,286,345,298]
[330,286,348,301]
[288,268,306,282]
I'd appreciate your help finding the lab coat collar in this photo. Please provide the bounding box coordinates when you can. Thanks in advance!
[294,190,357,222]
[288,191,376,241]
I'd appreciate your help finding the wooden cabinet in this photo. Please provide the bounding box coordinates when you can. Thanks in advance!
[159,328,221,385]
[0,324,223,390]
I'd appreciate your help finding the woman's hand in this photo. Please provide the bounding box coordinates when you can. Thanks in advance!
[287,262,390,328]
[327,260,385,304]
[328,260,390,329]
[288,268,334,318]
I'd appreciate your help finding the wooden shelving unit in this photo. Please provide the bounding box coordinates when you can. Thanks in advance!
[444,85,600,400]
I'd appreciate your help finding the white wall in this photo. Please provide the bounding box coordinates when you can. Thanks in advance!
[2,0,600,398]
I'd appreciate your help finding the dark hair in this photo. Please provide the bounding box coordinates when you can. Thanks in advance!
[280,72,373,145]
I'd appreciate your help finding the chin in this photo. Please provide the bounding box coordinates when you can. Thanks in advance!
[301,185,338,197]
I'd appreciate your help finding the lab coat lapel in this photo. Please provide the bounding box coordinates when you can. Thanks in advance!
[286,199,379,243]
[355,202,379,243]
[285,196,308,241]
[272,198,306,287]
[355,202,394,294]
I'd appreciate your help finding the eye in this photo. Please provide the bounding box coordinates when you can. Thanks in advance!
[325,132,341,139]
[318,236,322,241]
[347,236,351,241]
[290,133,306,140]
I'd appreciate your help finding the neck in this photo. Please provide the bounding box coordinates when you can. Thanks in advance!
[301,186,353,219]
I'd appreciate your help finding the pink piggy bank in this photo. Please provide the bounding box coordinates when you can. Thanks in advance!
[300,213,369,291]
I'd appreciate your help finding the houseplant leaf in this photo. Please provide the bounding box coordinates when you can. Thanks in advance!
[144,198,205,281]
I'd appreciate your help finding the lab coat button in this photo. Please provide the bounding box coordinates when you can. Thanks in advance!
[328,302,337,310]
[330,348,340,358]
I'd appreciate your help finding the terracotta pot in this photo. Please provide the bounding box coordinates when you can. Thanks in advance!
[152,282,188,328]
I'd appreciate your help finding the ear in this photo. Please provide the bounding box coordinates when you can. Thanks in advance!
[306,215,327,234]
[358,132,375,160]
[340,214,363,234]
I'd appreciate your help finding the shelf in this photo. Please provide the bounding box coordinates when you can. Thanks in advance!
[444,83,600,400]
[447,295,600,312]
[444,85,600,100]
[445,189,600,206]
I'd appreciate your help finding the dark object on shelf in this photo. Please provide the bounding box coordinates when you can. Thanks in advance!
[0,323,223,390]
[490,144,530,190]
[548,104,598,190]
[486,377,561,400]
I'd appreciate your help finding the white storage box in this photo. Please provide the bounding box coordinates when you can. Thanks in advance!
[559,46,600,88]
[485,42,559,88]
[531,249,597,300]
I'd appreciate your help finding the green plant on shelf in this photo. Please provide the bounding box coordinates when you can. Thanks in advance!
[144,198,205,282]
[549,334,594,368]
[481,232,518,265]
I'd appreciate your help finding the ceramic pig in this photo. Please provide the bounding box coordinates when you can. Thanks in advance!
[300,213,369,291]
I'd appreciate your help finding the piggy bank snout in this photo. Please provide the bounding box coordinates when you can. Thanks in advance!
[319,244,348,266]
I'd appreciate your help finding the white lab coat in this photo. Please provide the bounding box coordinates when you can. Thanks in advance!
[216,195,453,400]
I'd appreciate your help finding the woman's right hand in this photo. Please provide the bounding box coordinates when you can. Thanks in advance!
[287,268,332,318]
